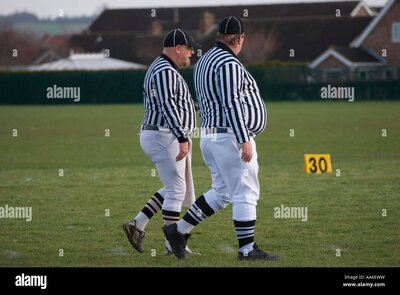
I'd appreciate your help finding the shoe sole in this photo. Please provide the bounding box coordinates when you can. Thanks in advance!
[122,224,144,253]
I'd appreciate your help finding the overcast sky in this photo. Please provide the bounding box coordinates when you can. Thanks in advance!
[0,0,389,18]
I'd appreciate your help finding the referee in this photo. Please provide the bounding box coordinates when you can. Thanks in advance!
[163,17,280,261]
[123,29,201,255]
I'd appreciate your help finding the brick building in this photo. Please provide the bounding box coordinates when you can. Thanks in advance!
[310,0,400,81]
[71,1,381,65]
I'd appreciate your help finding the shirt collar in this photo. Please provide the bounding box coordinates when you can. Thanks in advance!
[160,53,178,70]
[216,41,236,56]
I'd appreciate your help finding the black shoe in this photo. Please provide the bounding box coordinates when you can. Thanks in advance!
[237,243,280,261]
[122,220,145,253]
[162,223,190,259]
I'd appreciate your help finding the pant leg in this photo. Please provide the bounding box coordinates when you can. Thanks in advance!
[140,130,186,213]
[203,133,260,221]
[199,136,231,212]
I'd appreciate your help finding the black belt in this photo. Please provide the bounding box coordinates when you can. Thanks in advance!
[141,124,172,133]
[142,124,159,131]
[204,127,229,134]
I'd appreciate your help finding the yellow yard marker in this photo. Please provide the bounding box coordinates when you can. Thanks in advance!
[304,154,332,174]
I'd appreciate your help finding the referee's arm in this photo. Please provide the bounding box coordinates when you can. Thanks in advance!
[219,62,250,144]
[154,69,188,143]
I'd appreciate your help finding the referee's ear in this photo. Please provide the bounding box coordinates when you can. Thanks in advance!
[175,45,181,54]
[237,33,245,46]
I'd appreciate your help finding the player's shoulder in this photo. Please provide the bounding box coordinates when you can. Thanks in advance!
[150,58,179,76]
[202,47,241,67]
[217,56,244,71]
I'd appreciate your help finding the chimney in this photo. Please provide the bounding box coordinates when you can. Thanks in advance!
[200,11,215,33]
[173,8,179,23]
[150,20,162,36]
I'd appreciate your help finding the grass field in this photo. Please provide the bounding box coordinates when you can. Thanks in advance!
[0,102,399,267]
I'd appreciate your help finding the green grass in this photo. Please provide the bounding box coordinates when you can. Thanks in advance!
[0,102,399,267]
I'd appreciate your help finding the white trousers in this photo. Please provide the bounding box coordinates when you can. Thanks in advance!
[140,129,195,212]
[200,132,260,221]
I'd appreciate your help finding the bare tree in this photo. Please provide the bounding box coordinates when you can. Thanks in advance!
[0,26,70,66]
[241,24,280,65]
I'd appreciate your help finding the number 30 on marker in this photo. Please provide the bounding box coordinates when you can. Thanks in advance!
[304,154,332,174]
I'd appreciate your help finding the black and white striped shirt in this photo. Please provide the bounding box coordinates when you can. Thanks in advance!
[194,42,267,144]
[142,54,196,142]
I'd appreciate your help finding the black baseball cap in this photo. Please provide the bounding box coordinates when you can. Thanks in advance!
[218,16,246,35]
[163,29,202,48]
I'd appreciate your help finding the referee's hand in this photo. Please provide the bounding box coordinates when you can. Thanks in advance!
[241,141,253,163]
[176,142,189,161]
